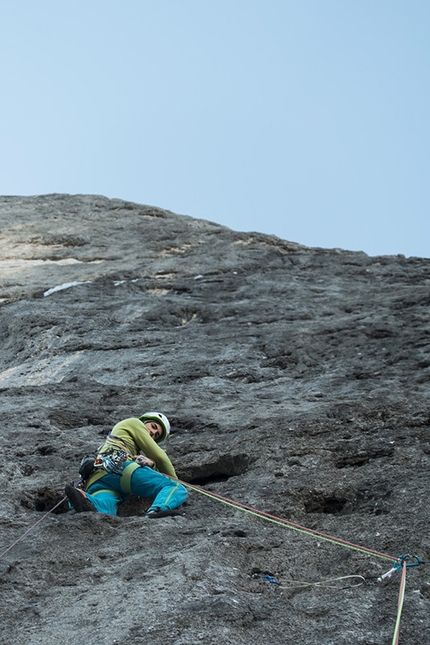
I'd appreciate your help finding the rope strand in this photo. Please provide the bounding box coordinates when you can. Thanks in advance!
[261,573,366,590]
[0,496,66,560]
[180,480,396,561]
[0,476,417,645]
[392,560,407,645]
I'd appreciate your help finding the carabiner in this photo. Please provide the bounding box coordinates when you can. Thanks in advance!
[260,575,282,586]
[396,554,421,570]
[378,554,422,582]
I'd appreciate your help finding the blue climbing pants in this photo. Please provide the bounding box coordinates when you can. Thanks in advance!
[84,465,188,516]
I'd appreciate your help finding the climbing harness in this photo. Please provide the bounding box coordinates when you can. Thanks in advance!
[92,432,138,475]
[118,461,140,494]
[0,473,425,645]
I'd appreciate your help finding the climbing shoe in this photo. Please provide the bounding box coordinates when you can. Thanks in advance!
[145,509,183,519]
[65,485,97,513]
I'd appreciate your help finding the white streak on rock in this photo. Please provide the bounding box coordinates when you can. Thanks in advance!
[43,281,91,297]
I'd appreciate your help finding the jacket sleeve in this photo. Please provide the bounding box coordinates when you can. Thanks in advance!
[113,418,177,478]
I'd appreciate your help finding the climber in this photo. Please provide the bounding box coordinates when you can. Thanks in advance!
[65,412,188,518]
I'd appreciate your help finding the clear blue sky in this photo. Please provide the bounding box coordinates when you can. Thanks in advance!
[1,1,429,258]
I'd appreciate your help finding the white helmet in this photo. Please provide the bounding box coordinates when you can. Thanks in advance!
[139,412,170,443]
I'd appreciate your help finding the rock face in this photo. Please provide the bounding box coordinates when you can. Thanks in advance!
[0,194,429,645]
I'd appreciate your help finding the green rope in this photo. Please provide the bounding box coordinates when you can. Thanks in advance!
[181,480,396,562]
[392,561,407,645]
[176,479,416,644]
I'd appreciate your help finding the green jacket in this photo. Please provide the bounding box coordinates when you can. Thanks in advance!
[85,417,177,489]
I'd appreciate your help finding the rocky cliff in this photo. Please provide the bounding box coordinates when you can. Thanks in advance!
[0,194,429,645]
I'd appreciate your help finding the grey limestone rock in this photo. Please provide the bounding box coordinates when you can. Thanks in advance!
[0,194,429,645]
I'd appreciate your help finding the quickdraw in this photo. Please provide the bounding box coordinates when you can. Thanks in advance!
[91,433,135,475]
[94,448,128,474]
[378,554,422,582]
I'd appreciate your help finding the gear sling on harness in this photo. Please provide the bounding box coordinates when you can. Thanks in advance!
[80,432,140,494]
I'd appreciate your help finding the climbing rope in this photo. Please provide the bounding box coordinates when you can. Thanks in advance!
[0,496,66,560]
[383,555,425,645]
[1,479,424,645]
[392,559,407,645]
[260,573,366,590]
[180,479,397,561]
[178,480,425,645]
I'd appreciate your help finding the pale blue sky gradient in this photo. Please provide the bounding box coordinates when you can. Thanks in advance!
[1,1,429,257]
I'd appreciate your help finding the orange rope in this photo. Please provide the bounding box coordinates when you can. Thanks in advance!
[180,479,397,561]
